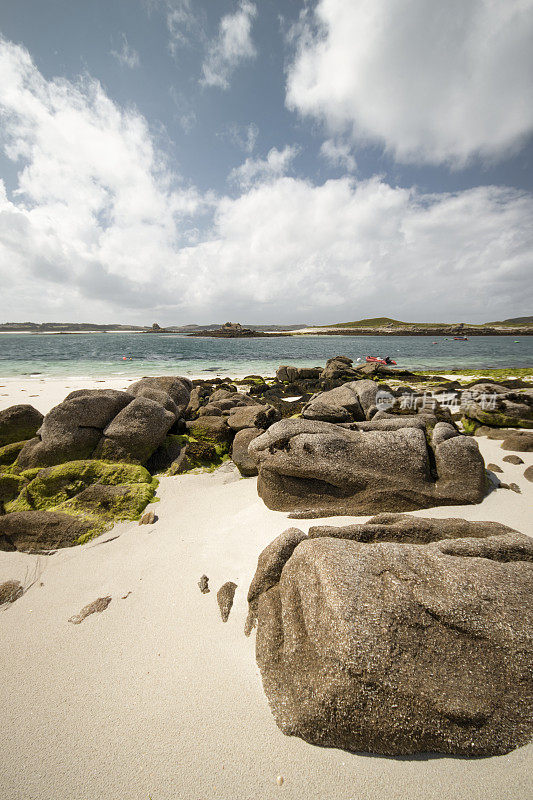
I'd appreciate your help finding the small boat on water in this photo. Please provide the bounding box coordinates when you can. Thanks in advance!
[454,336,469,340]
[366,356,397,365]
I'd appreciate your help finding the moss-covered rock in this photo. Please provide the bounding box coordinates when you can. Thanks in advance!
[0,510,95,552]
[465,410,533,429]
[461,417,480,435]
[187,416,233,444]
[168,435,230,474]
[0,440,30,467]
[8,459,155,510]
[0,472,26,502]
[5,459,158,543]
[19,467,44,481]
[61,482,158,523]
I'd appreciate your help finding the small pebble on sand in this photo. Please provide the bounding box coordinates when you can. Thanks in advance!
[277,775,284,786]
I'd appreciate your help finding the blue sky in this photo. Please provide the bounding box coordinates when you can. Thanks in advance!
[0,0,532,324]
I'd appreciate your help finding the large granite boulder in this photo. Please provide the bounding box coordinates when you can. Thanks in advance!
[302,380,379,423]
[226,404,281,432]
[231,428,262,476]
[0,405,43,447]
[249,419,487,516]
[16,390,133,468]
[95,397,175,463]
[249,515,533,756]
[127,376,191,416]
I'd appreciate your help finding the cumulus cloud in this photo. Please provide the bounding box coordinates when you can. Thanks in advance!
[110,33,140,69]
[320,138,356,172]
[286,0,533,166]
[0,36,532,324]
[228,145,300,189]
[0,38,207,318]
[179,177,533,321]
[201,1,257,90]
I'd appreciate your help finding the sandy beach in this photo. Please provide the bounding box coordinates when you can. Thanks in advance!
[1,373,532,800]
[0,376,147,415]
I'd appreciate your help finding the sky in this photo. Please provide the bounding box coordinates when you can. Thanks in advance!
[0,0,532,325]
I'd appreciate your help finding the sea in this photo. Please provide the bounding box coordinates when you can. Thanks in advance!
[0,333,531,381]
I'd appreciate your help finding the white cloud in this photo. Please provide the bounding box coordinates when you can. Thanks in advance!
[286,0,533,166]
[163,0,204,55]
[177,177,533,321]
[0,37,531,324]
[201,1,257,90]
[0,38,207,317]
[110,33,140,69]
[319,138,356,172]
[228,145,300,189]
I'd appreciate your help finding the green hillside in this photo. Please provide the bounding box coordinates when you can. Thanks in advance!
[484,317,533,326]
[322,317,444,328]
[321,316,532,329]
[323,317,407,328]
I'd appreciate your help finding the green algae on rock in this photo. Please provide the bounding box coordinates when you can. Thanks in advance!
[0,472,26,502]
[168,435,230,474]
[5,459,159,544]
[0,440,30,467]
[187,416,233,444]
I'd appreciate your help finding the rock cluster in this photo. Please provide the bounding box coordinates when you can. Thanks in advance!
[0,359,528,550]
[250,413,487,516]
[0,373,288,548]
[461,382,533,430]
[16,377,192,469]
[249,515,533,756]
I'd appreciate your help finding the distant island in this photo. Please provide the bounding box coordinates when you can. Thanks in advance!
[188,322,284,338]
[0,316,531,335]
[302,316,533,336]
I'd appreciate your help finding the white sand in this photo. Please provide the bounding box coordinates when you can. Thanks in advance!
[0,376,146,415]
[1,374,533,799]
[0,374,256,416]
[1,433,532,799]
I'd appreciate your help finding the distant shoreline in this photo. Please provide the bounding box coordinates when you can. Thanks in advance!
[1,328,532,337]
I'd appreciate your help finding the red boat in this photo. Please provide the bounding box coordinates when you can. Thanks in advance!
[454,336,468,340]
[366,356,397,365]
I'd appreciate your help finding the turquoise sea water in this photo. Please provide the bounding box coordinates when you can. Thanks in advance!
[0,333,531,379]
